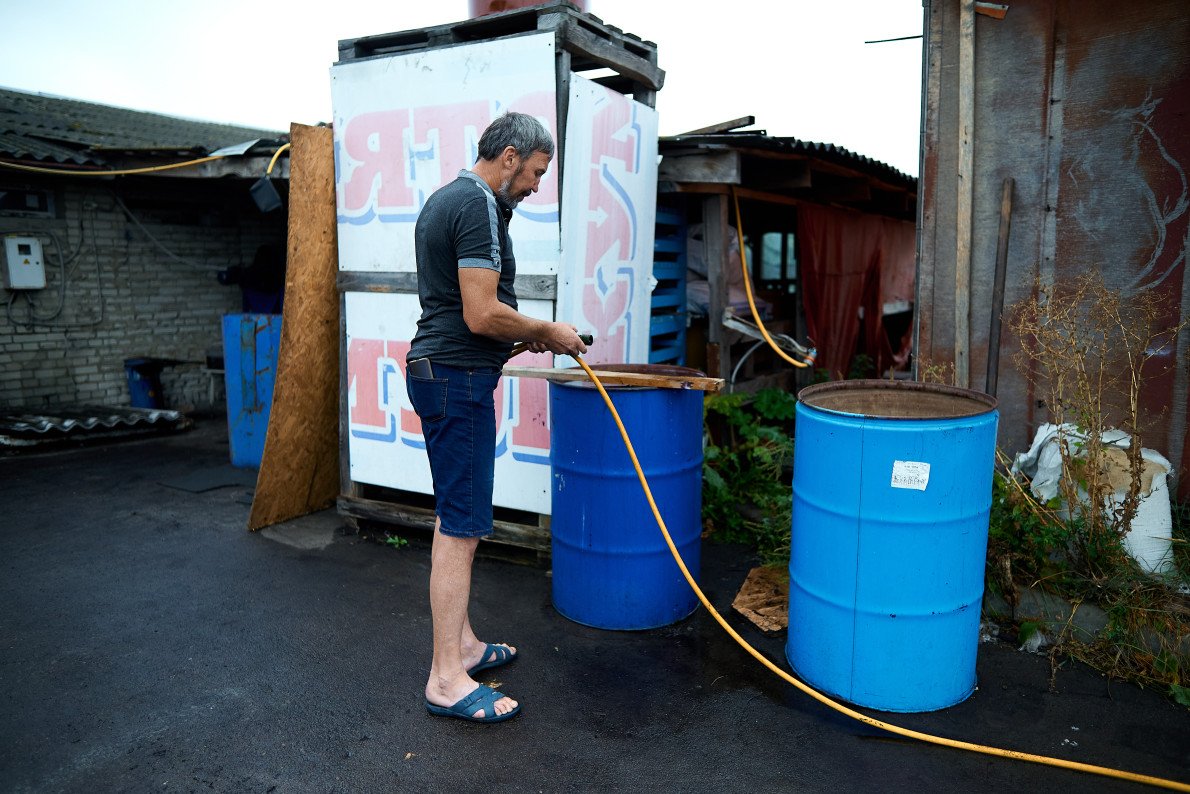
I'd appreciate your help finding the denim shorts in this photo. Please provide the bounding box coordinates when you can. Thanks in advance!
[405,361,501,538]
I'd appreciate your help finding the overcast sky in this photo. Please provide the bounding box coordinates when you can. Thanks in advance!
[0,1,924,175]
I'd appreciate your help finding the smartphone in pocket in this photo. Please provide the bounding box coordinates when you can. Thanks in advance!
[408,358,434,379]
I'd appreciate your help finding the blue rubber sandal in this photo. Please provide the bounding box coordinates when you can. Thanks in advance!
[466,643,517,677]
[425,685,520,723]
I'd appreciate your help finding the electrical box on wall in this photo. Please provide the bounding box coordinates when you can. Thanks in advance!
[2,236,46,289]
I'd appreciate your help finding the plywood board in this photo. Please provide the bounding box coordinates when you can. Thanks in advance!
[249,124,341,531]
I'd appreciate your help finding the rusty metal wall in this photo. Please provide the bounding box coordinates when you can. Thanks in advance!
[919,0,1190,497]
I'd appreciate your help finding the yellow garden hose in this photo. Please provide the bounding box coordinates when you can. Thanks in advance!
[0,142,290,178]
[0,154,227,177]
[730,186,812,368]
[266,143,292,176]
[571,354,1188,791]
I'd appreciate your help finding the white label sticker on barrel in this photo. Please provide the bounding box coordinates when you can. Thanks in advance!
[891,460,931,491]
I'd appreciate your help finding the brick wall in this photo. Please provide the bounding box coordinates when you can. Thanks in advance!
[0,178,286,412]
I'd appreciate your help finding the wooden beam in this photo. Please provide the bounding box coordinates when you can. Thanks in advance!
[336,270,556,301]
[744,160,811,190]
[658,151,741,184]
[703,193,729,370]
[665,182,804,208]
[955,0,975,388]
[809,174,872,202]
[502,366,724,392]
[679,116,756,135]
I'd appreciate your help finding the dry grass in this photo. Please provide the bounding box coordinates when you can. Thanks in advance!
[992,271,1190,698]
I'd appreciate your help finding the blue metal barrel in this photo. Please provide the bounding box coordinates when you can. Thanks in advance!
[221,313,283,468]
[550,365,704,630]
[787,380,999,712]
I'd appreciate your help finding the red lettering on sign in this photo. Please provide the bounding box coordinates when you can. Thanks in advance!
[341,110,414,212]
[411,101,491,191]
[346,336,550,461]
[347,338,388,429]
[580,92,639,364]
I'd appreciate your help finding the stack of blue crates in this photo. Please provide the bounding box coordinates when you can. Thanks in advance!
[649,204,687,364]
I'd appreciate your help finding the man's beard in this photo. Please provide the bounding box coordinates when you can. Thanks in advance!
[497,163,527,207]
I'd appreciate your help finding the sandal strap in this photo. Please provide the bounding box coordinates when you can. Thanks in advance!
[483,643,512,665]
[456,685,502,717]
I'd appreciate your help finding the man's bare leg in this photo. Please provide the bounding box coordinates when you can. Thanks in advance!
[425,519,516,718]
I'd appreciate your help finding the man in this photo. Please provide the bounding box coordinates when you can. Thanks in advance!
[406,112,587,723]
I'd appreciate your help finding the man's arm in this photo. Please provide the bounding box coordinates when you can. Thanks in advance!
[459,268,587,356]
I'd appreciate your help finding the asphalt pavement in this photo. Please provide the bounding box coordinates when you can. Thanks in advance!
[1,418,1187,793]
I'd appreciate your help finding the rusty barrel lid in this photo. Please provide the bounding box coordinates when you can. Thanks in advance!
[797,379,998,420]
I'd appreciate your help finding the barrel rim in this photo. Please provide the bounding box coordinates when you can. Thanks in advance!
[553,363,707,390]
[796,379,998,419]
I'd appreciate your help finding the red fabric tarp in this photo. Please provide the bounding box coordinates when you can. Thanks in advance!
[797,204,916,378]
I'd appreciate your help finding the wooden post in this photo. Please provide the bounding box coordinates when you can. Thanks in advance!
[985,178,1013,397]
[955,0,975,388]
[703,193,729,379]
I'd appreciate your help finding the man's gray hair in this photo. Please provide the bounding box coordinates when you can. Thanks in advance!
[476,112,555,161]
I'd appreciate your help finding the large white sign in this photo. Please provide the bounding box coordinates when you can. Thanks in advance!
[330,33,560,274]
[558,76,659,365]
[333,42,660,518]
[345,291,555,514]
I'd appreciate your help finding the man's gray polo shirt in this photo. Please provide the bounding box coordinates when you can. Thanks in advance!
[408,170,518,369]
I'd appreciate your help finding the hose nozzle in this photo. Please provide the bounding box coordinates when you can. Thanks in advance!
[509,334,594,359]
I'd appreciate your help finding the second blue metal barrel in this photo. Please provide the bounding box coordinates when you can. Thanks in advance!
[550,364,704,630]
[787,380,999,712]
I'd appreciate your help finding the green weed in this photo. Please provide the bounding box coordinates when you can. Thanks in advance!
[702,388,796,567]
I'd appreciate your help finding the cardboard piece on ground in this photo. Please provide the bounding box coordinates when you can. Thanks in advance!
[248,124,340,531]
[732,565,789,634]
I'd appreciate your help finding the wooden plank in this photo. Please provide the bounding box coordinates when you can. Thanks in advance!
[679,116,755,135]
[335,270,556,300]
[703,193,729,378]
[249,124,341,531]
[503,366,724,393]
[658,151,741,184]
[337,495,550,551]
[339,291,356,500]
[955,0,975,388]
[555,41,571,199]
[745,161,811,191]
[661,182,806,209]
[914,0,945,377]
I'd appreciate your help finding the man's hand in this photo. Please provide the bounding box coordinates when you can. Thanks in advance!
[539,323,587,356]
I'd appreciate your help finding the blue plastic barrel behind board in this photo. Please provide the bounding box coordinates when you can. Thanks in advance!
[787,380,998,712]
[222,313,283,468]
[550,364,704,630]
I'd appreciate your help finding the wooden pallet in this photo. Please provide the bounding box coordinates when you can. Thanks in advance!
[338,488,551,553]
[336,1,663,98]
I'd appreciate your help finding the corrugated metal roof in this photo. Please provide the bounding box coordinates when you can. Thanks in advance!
[0,87,284,165]
[661,132,916,188]
[0,130,91,164]
[0,406,189,446]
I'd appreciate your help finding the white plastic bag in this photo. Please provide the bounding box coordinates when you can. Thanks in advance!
[1012,423,1174,574]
